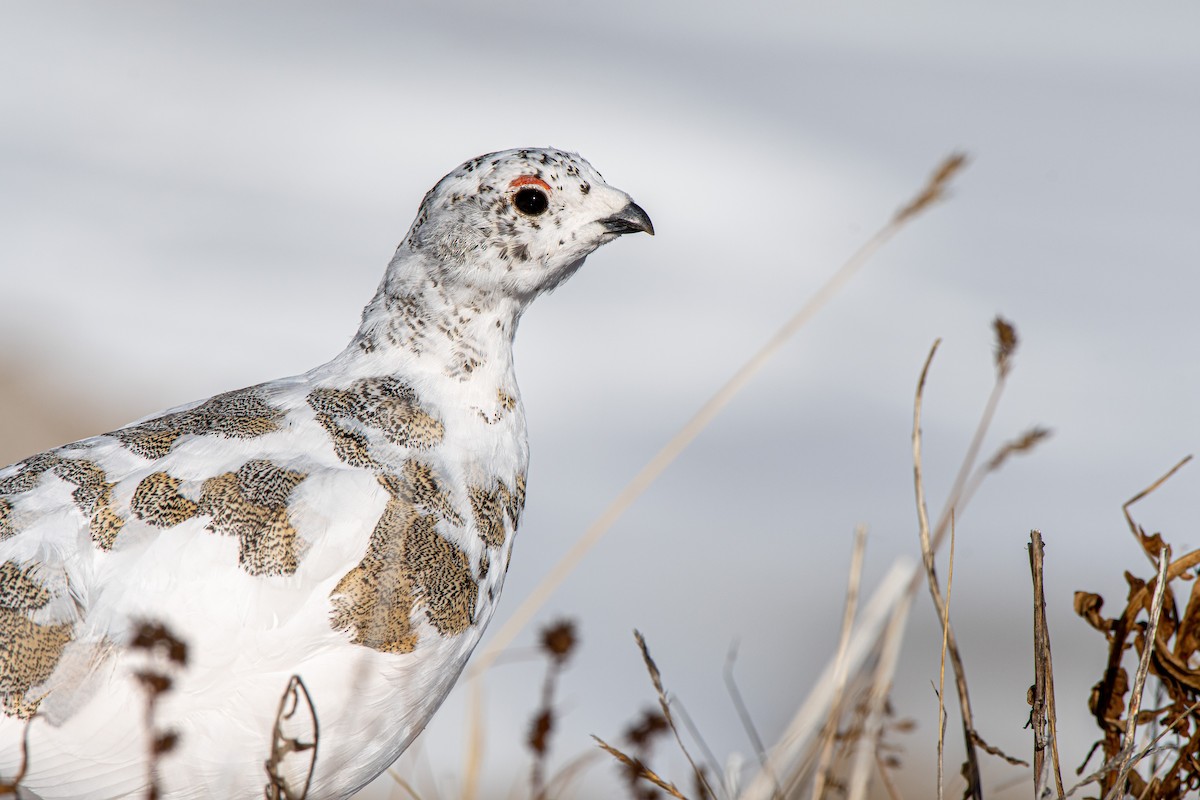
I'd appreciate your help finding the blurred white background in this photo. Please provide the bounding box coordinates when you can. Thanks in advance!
[2,2,1199,797]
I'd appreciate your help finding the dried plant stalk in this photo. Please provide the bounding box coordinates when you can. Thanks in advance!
[726,645,781,799]
[633,631,719,800]
[1104,548,1170,800]
[1029,530,1065,798]
[845,588,916,800]
[911,340,983,799]
[936,517,957,800]
[811,524,868,800]
[264,675,319,800]
[737,561,916,800]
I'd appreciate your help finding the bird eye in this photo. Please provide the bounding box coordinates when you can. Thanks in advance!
[513,187,549,216]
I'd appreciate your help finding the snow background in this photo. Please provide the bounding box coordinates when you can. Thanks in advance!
[2,2,1199,796]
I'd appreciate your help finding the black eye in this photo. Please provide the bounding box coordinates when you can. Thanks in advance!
[513,187,549,216]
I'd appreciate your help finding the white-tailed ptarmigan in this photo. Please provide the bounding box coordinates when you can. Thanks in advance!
[0,148,652,798]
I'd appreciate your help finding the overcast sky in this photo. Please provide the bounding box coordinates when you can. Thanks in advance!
[3,2,1199,797]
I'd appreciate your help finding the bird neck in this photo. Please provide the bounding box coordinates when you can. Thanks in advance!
[334,249,526,386]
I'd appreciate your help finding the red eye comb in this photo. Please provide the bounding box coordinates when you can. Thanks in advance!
[509,176,551,192]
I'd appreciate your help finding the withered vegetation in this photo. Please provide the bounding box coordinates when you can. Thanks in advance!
[1072,457,1200,800]
[264,675,319,800]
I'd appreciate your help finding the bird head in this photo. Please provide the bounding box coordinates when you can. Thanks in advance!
[401,148,653,301]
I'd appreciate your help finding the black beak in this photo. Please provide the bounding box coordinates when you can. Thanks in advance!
[599,201,654,236]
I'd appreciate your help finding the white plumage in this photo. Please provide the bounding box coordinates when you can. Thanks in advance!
[0,148,652,798]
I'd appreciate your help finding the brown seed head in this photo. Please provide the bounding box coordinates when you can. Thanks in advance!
[992,316,1018,375]
[130,620,189,666]
[528,709,553,755]
[539,619,577,665]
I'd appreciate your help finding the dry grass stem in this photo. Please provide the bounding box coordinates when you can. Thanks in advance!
[1104,547,1171,800]
[461,678,486,800]
[911,339,984,799]
[1123,455,1193,566]
[1068,744,1181,799]
[542,750,605,799]
[874,750,906,800]
[737,561,916,800]
[385,770,425,800]
[969,731,1028,768]
[845,588,916,800]
[674,693,729,793]
[910,318,1046,797]
[910,338,940,566]
[936,516,957,800]
[951,424,1052,555]
[811,525,868,800]
[743,316,1037,800]
[594,736,690,799]
[726,644,775,795]
[929,316,1019,555]
[635,631,719,800]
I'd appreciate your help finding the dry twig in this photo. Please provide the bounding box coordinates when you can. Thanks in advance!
[264,675,319,800]
[1028,530,1065,798]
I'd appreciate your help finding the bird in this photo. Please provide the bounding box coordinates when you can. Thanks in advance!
[0,147,653,798]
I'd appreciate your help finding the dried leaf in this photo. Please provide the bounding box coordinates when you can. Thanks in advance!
[1075,592,1111,632]
[1174,575,1200,658]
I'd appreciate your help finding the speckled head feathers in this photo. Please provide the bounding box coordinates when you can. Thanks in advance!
[398,148,652,299]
